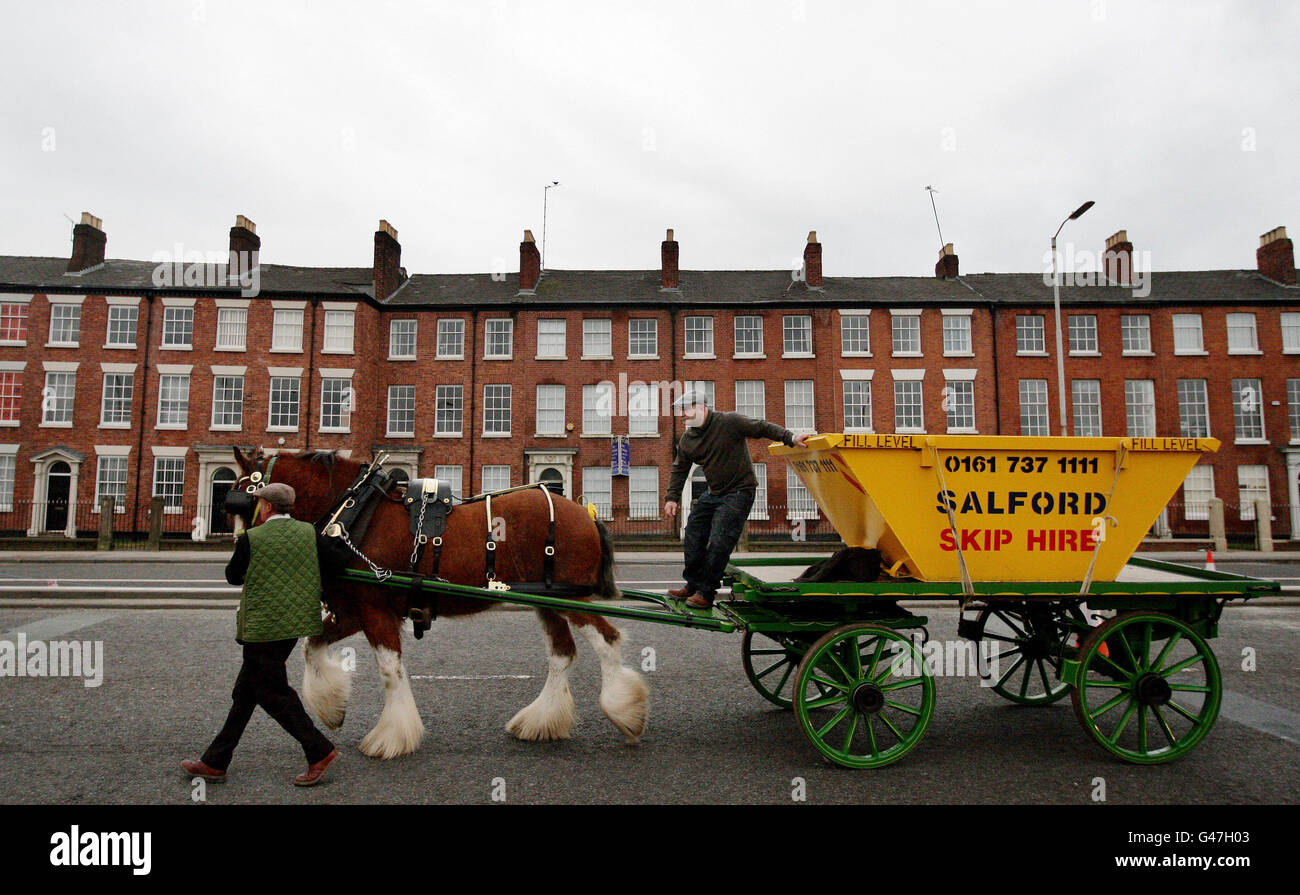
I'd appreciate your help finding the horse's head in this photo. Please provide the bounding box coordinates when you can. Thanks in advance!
[226,446,363,532]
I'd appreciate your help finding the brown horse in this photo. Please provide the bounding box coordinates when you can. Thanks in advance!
[227,446,649,759]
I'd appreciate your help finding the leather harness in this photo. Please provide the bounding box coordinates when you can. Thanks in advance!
[239,452,585,641]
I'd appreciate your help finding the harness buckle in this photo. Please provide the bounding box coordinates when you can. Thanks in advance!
[416,534,428,545]
[432,536,443,546]
[488,580,511,591]
[485,541,497,551]
[544,546,556,556]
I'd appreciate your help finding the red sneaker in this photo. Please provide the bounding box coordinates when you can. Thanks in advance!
[685,593,713,609]
[667,585,691,599]
[181,759,227,782]
[294,748,339,787]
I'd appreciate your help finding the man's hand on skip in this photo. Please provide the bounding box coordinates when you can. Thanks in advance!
[664,500,679,518]
[793,432,815,447]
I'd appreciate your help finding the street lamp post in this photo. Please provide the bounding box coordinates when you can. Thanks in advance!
[542,181,560,271]
[1051,200,1095,436]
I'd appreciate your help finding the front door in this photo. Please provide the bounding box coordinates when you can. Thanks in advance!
[539,467,565,497]
[45,461,71,532]
[680,466,706,537]
[209,467,237,535]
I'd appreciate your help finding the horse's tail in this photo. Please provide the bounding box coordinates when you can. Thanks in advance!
[594,517,620,599]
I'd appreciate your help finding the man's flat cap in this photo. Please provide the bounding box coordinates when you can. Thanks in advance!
[257,482,296,511]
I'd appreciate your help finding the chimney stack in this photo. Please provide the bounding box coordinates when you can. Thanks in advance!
[67,212,106,273]
[373,220,405,302]
[228,214,261,284]
[935,242,959,279]
[661,228,679,289]
[1257,226,1296,285]
[519,229,541,291]
[803,231,823,287]
[1102,230,1133,286]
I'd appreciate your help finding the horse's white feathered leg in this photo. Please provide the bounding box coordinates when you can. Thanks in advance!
[302,638,351,730]
[359,646,424,759]
[577,624,650,744]
[507,618,577,741]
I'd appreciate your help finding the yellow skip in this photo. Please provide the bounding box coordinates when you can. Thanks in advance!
[771,434,1217,583]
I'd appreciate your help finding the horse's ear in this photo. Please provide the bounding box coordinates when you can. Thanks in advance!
[233,445,249,473]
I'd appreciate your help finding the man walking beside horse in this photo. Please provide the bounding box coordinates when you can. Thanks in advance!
[664,391,812,608]
[182,482,339,787]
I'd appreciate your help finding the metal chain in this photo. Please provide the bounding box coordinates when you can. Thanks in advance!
[409,496,429,567]
[336,524,392,582]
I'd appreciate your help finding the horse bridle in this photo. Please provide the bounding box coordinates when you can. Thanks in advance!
[223,454,279,522]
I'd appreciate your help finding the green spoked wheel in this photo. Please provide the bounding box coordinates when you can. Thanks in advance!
[741,630,812,708]
[976,604,1072,706]
[793,624,935,769]
[1071,611,1222,764]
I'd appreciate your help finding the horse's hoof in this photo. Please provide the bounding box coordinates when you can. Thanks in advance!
[506,696,576,742]
[601,669,650,745]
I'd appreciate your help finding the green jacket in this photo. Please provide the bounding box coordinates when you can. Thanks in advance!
[229,518,325,643]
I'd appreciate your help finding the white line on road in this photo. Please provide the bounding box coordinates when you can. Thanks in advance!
[0,611,118,642]
[1220,690,1300,746]
[410,674,535,681]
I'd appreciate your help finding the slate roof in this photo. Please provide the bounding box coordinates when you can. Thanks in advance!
[0,257,374,297]
[1,255,1294,308]
[387,269,980,308]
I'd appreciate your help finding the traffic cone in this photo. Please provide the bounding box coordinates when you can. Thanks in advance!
[1205,549,1216,571]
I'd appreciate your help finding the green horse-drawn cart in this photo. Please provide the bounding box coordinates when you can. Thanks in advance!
[346,433,1280,769]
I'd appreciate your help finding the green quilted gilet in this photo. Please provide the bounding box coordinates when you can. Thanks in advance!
[236,519,325,643]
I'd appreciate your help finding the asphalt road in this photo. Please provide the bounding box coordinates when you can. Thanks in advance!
[1,603,1296,804]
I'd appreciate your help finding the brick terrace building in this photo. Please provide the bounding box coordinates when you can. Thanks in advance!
[0,213,1297,542]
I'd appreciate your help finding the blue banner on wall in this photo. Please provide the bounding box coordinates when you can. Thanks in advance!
[611,435,630,476]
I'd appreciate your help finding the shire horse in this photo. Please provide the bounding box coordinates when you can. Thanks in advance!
[226,446,649,759]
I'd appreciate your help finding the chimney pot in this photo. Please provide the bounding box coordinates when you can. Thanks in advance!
[67,211,106,273]
[934,243,959,279]
[1260,226,1288,248]
[803,232,823,288]
[661,228,680,289]
[1102,230,1134,286]
[520,229,541,291]
[373,220,405,302]
[228,214,262,286]
[1257,225,1296,285]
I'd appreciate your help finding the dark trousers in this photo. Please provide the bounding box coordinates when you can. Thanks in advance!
[201,639,334,771]
[682,488,756,601]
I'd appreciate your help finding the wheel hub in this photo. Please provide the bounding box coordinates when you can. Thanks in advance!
[850,682,885,714]
[1134,672,1172,707]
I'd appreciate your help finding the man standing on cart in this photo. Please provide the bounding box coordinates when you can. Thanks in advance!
[664,391,812,608]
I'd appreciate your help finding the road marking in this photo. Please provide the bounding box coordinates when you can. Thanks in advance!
[0,611,117,642]
[1220,690,1300,746]
[410,674,534,681]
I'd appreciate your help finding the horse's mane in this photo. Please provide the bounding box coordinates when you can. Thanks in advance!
[297,449,346,468]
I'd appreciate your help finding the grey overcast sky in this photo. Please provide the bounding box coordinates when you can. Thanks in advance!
[2,0,1297,278]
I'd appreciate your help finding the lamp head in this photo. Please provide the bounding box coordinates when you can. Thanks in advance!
[1069,200,1095,220]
